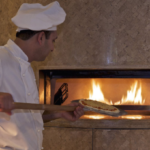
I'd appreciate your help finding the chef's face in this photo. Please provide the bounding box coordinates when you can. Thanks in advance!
[40,31,58,61]
[45,31,58,52]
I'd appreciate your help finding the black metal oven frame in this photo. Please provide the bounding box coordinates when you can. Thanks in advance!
[40,69,150,104]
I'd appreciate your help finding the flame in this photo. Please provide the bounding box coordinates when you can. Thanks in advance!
[121,115,142,119]
[83,115,104,119]
[88,80,145,119]
[114,81,145,105]
[89,80,113,104]
[88,80,145,105]
[82,115,143,119]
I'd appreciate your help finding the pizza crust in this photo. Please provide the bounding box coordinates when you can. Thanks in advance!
[79,99,120,114]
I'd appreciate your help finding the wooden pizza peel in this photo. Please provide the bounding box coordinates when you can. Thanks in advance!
[11,100,127,117]
[12,101,150,117]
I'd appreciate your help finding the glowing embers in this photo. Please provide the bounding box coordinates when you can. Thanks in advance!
[83,115,105,119]
[88,80,145,105]
[121,115,143,119]
[81,115,146,119]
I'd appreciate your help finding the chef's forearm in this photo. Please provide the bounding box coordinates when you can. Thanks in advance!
[42,111,62,123]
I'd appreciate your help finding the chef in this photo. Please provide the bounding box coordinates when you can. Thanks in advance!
[0,1,84,150]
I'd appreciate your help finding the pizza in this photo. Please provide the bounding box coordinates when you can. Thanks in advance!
[79,99,120,113]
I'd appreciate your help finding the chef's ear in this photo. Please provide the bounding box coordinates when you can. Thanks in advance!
[37,31,45,45]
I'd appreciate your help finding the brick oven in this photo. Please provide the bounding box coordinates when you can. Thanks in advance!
[39,67,150,150]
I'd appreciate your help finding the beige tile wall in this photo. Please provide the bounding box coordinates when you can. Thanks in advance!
[43,125,150,150]
[1,0,150,74]
[93,129,150,150]
[43,127,92,150]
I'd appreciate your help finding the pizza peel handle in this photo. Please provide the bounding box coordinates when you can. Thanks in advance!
[13,102,76,111]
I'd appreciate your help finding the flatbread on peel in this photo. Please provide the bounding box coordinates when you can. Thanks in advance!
[79,99,120,113]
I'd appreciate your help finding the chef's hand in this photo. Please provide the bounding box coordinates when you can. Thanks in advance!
[0,92,14,115]
[60,102,84,122]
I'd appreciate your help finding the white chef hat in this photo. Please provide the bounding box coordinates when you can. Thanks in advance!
[11,1,66,32]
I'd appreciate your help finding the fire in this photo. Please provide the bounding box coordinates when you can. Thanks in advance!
[83,115,104,119]
[121,115,142,119]
[88,80,145,105]
[88,80,145,119]
[82,115,143,119]
[89,80,112,104]
[114,81,145,105]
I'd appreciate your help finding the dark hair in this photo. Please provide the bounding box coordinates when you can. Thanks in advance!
[16,30,52,40]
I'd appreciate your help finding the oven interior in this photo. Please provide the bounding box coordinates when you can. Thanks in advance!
[39,69,150,120]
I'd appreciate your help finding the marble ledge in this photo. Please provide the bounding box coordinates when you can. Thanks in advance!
[44,118,150,129]
[37,65,150,70]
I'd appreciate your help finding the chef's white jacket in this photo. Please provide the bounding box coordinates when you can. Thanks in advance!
[0,40,44,150]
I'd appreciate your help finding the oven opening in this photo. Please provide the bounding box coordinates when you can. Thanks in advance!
[39,69,150,120]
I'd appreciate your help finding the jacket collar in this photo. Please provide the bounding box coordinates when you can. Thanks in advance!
[4,39,30,67]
